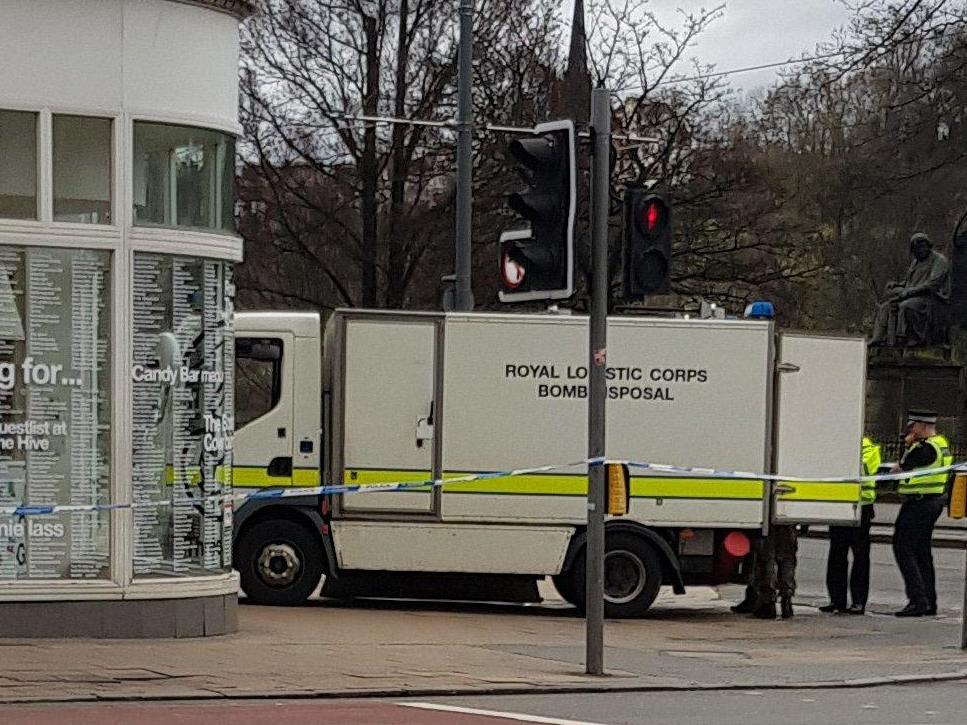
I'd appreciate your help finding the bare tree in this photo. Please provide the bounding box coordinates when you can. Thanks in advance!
[238,0,563,312]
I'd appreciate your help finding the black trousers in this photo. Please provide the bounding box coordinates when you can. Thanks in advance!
[826,505,874,609]
[892,496,945,609]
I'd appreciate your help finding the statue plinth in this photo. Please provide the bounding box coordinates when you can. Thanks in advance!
[866,346,965,446]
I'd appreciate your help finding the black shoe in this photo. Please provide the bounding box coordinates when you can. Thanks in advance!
[731,598,757,614]
[818,603,846,613]
[925,606,938,616]
[895,603,929,617]
[780,599,794,619]
[845,605,865,615]
[751,602,777,619]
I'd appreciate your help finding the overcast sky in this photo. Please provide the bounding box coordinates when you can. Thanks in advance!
[560,0,854,92]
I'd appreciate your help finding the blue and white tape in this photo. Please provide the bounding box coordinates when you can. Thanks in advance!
[0,461,587,517]
[2,458,965,517]
[613,458,967,484]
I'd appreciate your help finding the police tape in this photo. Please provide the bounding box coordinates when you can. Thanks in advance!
[2,458,966,517]
[608,458,967,484]
[0,460,588,517]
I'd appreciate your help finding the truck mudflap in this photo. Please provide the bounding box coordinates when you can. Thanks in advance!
[563,522,686,595]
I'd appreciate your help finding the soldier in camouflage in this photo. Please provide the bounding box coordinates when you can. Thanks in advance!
[752,524,798,619]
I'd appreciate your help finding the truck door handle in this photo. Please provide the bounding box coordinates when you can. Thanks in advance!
[775,484,796,494]
[416,401,435,448]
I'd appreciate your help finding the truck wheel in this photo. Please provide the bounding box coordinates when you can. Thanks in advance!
[552,573,580,607]
[236,519,324,606]
[567,532,664,618]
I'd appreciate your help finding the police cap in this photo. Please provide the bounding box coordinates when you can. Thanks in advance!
[906,409,938,424]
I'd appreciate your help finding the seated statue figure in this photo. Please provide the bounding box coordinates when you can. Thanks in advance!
[870,233,950,347]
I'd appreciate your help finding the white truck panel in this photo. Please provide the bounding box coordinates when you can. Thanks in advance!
[441,315,587,472]
[293,335,321,473]
[628,499,765,528]
[331,521,572,574]
[441,314,771,473]
[441,493,763,527]
[772,334,867,525]
[439,314,771,525]
[341,318,436,512]
[607,317,772,470]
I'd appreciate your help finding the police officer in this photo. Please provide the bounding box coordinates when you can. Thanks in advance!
[820,436,881,614]
[892,410,952,617]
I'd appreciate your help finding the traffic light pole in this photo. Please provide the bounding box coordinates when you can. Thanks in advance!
[454,0,474,311]
[586,86,610,676]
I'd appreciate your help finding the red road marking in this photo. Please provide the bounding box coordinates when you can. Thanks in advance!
[0,701,552,725]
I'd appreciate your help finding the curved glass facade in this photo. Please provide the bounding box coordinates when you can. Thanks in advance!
[131,253,234,576]
[0,246,112,580]
[0,107,238,589]
[0,0,247,639]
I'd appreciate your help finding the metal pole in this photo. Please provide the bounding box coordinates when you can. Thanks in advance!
[961,533,967,649]
[586,86,610,676]
[454,0,474,311]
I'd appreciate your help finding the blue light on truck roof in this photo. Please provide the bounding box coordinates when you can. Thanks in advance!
[743,301,775,319]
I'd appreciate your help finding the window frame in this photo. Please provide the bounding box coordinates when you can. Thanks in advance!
[51,113,115,225]
[234,336,284,429]
[0,108,40,221]
[132,121,236,235]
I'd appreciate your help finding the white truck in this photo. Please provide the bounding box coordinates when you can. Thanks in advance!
[231,309,867,616]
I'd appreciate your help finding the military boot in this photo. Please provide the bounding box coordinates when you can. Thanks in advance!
[780,597,794,619]
[731,596,757,614]
[751,601,777,619]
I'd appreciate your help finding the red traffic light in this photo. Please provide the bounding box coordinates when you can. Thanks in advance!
[623,189,672,297]
[637,200,665,235]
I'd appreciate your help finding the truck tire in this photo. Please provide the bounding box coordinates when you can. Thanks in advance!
[551,573,580,608]
[566,532,664,618]
[236,519,324,606]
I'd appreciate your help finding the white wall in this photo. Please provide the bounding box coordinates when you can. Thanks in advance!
[0,0,240,132]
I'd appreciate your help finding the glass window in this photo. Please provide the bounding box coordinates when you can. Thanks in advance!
[0,245,111,580]
[53,115,113,224]
[131,253,235,576]
[0,110,38,220]
[133,123,235,234]
[235,338,282,428]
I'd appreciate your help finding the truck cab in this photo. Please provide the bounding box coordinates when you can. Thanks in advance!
[233,313,322,489]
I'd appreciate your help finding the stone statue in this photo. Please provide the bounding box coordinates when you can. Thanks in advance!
[871,233,951,347]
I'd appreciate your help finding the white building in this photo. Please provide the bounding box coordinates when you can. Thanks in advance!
[0,0,252,637]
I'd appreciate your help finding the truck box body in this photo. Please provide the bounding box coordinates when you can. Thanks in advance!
[232,309,867,611]
[331,311,772,527]
[325,311,864,528]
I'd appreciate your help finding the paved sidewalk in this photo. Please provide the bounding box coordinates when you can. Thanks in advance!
[1,586,966,704]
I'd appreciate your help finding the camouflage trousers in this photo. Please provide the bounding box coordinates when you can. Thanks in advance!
[754,524,798,603]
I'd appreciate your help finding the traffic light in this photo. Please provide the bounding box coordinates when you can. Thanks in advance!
[623,189,672,298]
[499,120,576,302]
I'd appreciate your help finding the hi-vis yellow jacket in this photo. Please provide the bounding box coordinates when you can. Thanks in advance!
[861,436,881,505]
